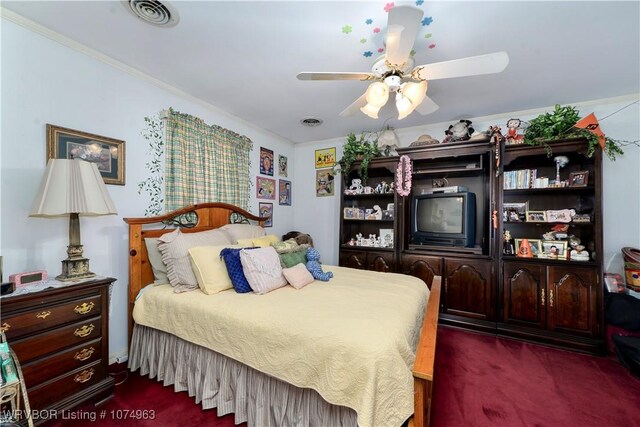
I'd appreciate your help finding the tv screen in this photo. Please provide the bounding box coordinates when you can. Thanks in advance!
[411,191,476,247]
[416,196,464,234]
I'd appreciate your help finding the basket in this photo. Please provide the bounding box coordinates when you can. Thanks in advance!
[622,247,640,291]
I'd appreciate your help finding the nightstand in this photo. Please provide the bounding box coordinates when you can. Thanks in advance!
[0,277,115,422]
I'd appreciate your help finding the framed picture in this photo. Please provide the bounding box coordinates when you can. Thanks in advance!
[256,177,276,199]
[259,147,274,176]
[569,170,589,187]
[259,202,273,227]
[526,210,547,223]
[379,228,394,248]
[546,209,573,223]
[316,169,335,197]
[46,124,125,185]
[278,155,288,177]
[279,179,292,205]
[315,147,336,169]
[503,202,528,222]
[343,207,356,219]
[515,238,542,256]
[542,240,568,257]
[387,203,395,211]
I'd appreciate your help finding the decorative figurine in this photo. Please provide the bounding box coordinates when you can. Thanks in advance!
[349,178,364,194]
[505,118,525,145]
[553,156,569,186]
[372,205,383,220]
[517,238,533,258]
[503,230,515,255]
[570,245,590,261]
[356,233,363,246]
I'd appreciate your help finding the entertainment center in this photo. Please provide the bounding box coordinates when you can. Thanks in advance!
[338,138,604,354]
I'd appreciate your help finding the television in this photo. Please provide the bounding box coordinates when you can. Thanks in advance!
[410,191,476,247]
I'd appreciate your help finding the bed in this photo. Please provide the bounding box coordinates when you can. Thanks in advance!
[124,203,441,427]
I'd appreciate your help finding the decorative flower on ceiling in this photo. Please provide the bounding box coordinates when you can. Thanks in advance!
[416,0,424,5]
[365,18,373,25]
[428,43,436,49]
[378,48,385,53]
[373,27,381,33]
[384,3,395,13]
[363,51,373,57]
[360,38,367,44]
[342,25,353,34]
[421,16,433,26]
[424,33,432,39]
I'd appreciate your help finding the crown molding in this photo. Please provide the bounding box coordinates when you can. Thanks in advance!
[0,7,295,146]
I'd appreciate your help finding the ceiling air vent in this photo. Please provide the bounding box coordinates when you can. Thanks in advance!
[126,0,179,28]
[300,118,324,127]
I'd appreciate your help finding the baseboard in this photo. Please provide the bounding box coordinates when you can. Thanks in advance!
[109,350,128,365]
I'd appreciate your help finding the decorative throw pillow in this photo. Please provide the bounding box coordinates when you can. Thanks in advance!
[220,247,256,293]
[157,228,233,293]
[271,239,299,253]
[282,263,315,290]
[144,238,168,284]
[189,245,241,295]
[279,247,309,268]
[237,238,255,247]
[220,224,266,243]
[252,234,280,247]
[239,246,287,295]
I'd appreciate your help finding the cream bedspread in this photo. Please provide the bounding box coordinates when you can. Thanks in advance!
[133,265,430,427]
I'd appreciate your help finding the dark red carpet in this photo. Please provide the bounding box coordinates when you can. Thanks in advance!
[46,327,640,427]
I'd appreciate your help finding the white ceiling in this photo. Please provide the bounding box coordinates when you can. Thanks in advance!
[3,1,639,143]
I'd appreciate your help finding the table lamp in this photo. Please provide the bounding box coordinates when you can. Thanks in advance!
[30,159,117,281]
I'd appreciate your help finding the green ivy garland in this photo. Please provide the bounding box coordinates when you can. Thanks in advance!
[138,114,165,216]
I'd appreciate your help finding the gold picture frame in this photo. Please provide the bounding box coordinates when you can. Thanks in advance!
[515,238,542,256]
[542,240,568,257]
[526,210,547,223]
[315,147,336,169]
[46,124,125,185]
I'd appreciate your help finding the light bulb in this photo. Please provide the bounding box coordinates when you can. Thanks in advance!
[360,103,381,119]
[396,93,413,120]
[401,80,427,106]
[365,82,389,108]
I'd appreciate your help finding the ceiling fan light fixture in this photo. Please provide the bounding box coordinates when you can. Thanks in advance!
[365,82,390,108]
[360,103,381,119]
[401,80,427,105]
[396,93,414,120]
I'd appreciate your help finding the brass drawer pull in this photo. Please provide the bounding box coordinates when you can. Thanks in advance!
[36,310,52,319]
[74,347,95,361]
[549,289,554,308]
[541,289,545,306]
[73,324,95,338]
[74,302,95,315]
[74,368,94,383]
[0,323,10,333]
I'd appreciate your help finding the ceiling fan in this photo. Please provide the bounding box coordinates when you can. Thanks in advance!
[297,5,509,120]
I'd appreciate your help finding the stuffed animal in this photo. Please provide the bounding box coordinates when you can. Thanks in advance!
[349,178,364,194]
[306,247,333,281]
[281,231,314,247]
[444,120,474,143]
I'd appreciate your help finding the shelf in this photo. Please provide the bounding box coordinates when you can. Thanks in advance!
[343,193,395,199]
[413,166,483,175]
[502,221,593,227]
[343,219,394,223]
[503,186,595,195]
[501,255,598,267]
[340,245,394,252]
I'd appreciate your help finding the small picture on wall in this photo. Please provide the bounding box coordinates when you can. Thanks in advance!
[256,177,276,199]
[279,179,292,205]
[259,202,273,227]
[278,155,288,177]
[316,169,335,197]
[260,147,274,176]
[315,147,336,169]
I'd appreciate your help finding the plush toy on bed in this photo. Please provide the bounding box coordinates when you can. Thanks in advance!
[305,247,333,282]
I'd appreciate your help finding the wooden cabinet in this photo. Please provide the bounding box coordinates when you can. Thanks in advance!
[339,249,395,272]
[400,254,442,290]
[503,262,545,328]
[0,278,115,420]
[547,265,598,337]
[443,258,494,321]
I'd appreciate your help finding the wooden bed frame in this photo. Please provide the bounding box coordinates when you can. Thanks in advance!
[123,203,441,427]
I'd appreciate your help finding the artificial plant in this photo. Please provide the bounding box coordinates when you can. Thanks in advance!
[523,104,624,160]
[138,114,165,216]
[335,131,381,185]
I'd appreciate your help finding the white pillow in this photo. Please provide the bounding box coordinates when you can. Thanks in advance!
[239,246,287,295]
[282,263,315,290]
[220,224,266,244]
[157,228,233,293]
[144,238,168,284]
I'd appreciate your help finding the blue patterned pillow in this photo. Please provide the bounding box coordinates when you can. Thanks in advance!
[220,247,256,293]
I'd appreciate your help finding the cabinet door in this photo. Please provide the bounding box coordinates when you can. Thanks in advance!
[444,258,494,320]
[547,266,598,336]
[503,262,546,329]
[401,255,442,289]
[367,251,395,273]
[339,251,366,270]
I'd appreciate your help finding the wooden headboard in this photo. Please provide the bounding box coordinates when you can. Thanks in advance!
[123,203,265,343]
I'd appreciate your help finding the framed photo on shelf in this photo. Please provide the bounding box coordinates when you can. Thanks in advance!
[315,147,336,169]
[569,170,589,187]
[526,210,547,223]
[46,124,125,185]
[542,240,568,257]
[515,238,542,257]
[379,228,394,248]
[503,202,528,222]
[258,202,273,227]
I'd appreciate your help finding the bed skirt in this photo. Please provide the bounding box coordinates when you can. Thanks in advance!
[129,324,358,426]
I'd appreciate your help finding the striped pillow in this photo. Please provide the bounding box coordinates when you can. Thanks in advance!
[239,246,287,295]
[157,228,233,293]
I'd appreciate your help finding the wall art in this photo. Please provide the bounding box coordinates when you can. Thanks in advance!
[315,147,336,169]
[279,179,292,205]
[259,202,273,227]
[260,147,274,176]
[256,176,275,199]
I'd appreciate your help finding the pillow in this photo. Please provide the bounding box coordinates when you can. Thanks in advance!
[271,239,299,253]
[157,228,233,292]
[144,238,168,284]
[237,238,255,247]
[220,224,266,243]
[252,234,280,247]
[240,247,287,295]
[279,248,308,268]
[189,245,241,295]
[220,247,256,293]
[282,263,315,290]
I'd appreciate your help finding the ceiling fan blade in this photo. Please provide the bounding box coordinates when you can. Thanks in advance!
[412,51,510,81]
[297,72,375,81]
[415,95,439,115]
[339,93,367,117]
[386,6,424,68]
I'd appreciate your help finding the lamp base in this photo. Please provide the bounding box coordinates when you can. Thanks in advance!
[57,257,95,282]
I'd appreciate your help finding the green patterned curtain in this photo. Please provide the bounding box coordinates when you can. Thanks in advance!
[164,108,253,211]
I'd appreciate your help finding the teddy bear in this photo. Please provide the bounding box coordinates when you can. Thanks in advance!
[305,247,333,281]
[349,178,364,194]
[443,120,474,143]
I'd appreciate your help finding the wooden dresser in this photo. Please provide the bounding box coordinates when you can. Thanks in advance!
[0,277,115,420]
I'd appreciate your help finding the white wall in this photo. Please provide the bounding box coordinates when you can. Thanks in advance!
[0,17,295,361]
[294,96,640,274]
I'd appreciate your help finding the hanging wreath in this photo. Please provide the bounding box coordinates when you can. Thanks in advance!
[395,155,412,196]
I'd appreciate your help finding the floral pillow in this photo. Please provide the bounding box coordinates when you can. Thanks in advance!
[239,246,287,295]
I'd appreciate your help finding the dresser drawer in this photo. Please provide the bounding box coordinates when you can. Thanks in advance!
[27,360,105,410]
[11,317,102,363]
[0,294,101,340]
[21,338,102,388]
